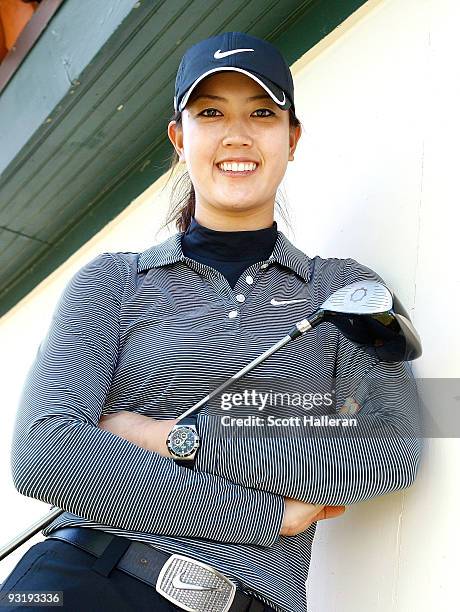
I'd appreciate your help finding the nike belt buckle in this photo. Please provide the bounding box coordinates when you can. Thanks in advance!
[156,553,236,612]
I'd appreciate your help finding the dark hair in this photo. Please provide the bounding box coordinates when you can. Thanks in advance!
[160,107,302,234]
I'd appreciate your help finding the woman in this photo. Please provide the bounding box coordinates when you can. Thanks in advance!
[0,32,421,612]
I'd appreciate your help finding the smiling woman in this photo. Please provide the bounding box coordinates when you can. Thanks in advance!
[165,71,301,232]
[163,67,302,234]
[2,30,422,612]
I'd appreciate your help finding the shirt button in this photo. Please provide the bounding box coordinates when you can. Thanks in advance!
[245,275,254,284]
[260,263,269,269]
[236,294,245,303]
[228,310,239,319]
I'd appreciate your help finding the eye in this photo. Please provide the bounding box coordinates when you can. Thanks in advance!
[252,108,275,117]
[198,108,222,117]
[197,107,276,118]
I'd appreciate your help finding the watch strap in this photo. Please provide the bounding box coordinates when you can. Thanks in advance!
[177,416,198,427]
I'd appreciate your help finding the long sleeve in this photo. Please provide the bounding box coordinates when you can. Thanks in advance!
[10,253,284,546]
[195,258,423,506]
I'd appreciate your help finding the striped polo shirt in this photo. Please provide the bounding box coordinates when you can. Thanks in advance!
[11,227,422,612]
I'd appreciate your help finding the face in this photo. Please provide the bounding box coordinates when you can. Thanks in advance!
[168,71,301,229]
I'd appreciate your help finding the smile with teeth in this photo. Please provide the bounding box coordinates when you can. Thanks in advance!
[217,162,258,172]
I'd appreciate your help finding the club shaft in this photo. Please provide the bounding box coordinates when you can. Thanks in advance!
[177,333,293,421]
[0,507,64,562]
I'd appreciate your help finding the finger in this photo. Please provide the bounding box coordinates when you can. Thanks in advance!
[326,506,346,518]
[315,506,346,521]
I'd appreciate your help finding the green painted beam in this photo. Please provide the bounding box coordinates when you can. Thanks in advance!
[0,0,141,175]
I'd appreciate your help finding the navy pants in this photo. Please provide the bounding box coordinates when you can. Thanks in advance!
[0,538,275,611]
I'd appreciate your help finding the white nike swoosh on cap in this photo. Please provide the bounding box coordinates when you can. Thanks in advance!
[270,297,309,306]
[214,48,254,59]
[277,91,286,105]
[172,572,225,591]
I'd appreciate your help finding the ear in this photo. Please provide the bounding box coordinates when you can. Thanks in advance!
[168,120,185,162]
[288,123,302,161]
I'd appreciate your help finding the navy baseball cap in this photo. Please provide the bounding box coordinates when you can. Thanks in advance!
[174,31,295,113]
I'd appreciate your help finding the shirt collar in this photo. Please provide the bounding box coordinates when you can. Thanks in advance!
[137,229,312,283]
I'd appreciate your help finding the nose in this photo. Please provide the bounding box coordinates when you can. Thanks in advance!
[221,119,253,148]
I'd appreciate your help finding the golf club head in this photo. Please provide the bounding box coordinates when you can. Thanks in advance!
[318,281,422,362]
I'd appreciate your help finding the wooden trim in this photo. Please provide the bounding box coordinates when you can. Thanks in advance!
[0,0,65,93]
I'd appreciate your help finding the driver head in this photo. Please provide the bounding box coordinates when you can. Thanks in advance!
[320,281,393,315]
[319,281,422,362]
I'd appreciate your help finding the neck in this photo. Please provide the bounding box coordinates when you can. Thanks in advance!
[193,204,275,231]
[181,216,278,262]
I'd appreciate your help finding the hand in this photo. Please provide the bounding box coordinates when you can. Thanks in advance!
[280,497,346,536]
[98,411,179,457]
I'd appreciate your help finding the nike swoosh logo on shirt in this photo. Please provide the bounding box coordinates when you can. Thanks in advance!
[214,48,254,59]
[172,572,224,591]
[270,298,309,306]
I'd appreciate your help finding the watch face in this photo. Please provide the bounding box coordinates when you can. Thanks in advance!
[167,426,199,458]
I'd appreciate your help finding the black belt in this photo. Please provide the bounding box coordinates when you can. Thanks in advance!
[47,527,269,612]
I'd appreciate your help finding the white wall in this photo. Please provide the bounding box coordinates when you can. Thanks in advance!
[288,1,459,610]
[1,0,458,610]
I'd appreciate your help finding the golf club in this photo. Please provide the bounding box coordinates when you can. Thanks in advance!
[0,280,422,562]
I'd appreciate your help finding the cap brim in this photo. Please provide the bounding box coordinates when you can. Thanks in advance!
[177,67,292,112]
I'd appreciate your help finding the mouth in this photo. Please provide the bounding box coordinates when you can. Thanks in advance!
[216,161,259,177]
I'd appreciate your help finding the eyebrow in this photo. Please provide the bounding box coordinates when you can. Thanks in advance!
[191,94,273,103]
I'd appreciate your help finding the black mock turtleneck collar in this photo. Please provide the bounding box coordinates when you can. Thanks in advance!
[181,216,278,262]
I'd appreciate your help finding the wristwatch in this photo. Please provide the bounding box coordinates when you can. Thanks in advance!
[166,416,200,469]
